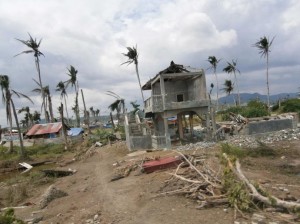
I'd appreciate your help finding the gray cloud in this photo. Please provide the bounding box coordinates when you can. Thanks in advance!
[0,0,300,126]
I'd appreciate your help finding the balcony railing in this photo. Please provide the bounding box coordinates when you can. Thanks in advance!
[144,92,209,113]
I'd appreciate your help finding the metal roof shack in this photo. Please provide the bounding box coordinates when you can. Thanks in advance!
[26,122,64,139]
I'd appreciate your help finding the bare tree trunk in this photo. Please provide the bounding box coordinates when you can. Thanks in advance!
[60,103,68,150]
[11,99,26,158]
[64,96,70,122]
[35,57,48,123]
[81,89,90,133]
[75,92,80,127]
[110,112,115,130]
[135,62,145,103]
[266,54,270,113]
[48,95,54,123]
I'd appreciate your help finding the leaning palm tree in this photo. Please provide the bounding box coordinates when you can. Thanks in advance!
[222,79,235,105]
[65,65,80,127]
[223,60,241,106]
[56,81,70,122]
[122,46,145,103]
[253,36,275,112]
[207,56,221,110]
[0,75,33,158]
[15,33,48,122]
[106,91,125,125]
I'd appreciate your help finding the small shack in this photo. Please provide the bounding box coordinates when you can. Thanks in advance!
[26,122,66,139]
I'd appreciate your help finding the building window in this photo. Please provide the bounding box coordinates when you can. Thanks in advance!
[177,94,184,102]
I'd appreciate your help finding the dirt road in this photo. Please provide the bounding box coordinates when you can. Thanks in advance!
[9,139,300,223]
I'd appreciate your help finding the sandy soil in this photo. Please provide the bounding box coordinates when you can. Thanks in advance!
[1,139,300,224]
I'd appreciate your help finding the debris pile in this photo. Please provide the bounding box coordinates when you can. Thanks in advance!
[158,152,225,209]
[224,128,300,148]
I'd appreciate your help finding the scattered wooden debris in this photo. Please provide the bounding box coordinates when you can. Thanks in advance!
[19,162,33,173]
[158,151,224,209]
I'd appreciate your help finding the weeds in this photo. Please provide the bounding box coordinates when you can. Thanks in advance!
[0,208,25,224]
[5,183,28,205]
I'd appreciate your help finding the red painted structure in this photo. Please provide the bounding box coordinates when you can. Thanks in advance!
[142,156,182,173]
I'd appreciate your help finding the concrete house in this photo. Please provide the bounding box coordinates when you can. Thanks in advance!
[125,62,211,150]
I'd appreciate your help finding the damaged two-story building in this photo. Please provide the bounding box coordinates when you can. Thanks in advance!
[125,61,213,150]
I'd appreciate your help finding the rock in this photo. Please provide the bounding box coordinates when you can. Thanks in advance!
[251,213,266,224]
[39,185,68,209]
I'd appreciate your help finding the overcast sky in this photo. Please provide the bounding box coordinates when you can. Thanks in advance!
[0,0,300,127]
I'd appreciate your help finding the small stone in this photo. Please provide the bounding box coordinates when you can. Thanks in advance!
[94,214,99,220]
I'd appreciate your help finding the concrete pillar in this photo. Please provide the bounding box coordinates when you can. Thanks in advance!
[177,114,184,139]
[189,113,194,138]
[160,75,166,110]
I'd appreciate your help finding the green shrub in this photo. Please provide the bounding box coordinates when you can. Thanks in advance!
[219,100,268,121]
[281,98,300,113]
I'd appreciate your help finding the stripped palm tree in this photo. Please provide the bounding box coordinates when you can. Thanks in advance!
[223,60,241,106]
[89,107,96,118]
[253,36,275,112]
[32,83,54,122]
[207,56,221,110]
[18,106,33,128]
[56,81,70,122]
[0,74,33,157]
[122,46,145,103]
[15,33,48,122]
[65,65,80,127]
[95,109,100,117]
[222,79,235,105]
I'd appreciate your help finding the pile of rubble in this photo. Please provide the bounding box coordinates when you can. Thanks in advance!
[174,127,300,150]
[224,128,300,148]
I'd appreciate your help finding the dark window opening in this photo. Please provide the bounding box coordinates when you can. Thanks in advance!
[177,94,184,102]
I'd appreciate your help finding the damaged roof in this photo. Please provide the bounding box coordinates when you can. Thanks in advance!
[26,122,63,136]
[142,61,203,90]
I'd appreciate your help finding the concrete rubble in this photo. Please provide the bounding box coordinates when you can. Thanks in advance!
[174,127,300,150]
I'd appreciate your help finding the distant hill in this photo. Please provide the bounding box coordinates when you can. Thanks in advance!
[219,92,299,105]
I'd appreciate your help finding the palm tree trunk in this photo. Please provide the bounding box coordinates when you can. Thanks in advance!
[7,100,14,153]
[214,69,219,110]
[48,95,54,123]
[60,103,68,150]
[75,92,80,127]
[134,62,145,103]
[266,54,270,113]
[234,72,241,106]
[63,96,70,122]
[11,99,26,158]
[35,57,48,123]
[81,89,90,133]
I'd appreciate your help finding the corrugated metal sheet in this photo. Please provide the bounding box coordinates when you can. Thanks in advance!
[26,122,63,136]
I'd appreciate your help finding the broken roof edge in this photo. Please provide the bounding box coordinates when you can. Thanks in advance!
[142,71,204,90]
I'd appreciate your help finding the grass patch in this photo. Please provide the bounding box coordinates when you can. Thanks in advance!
[221,143,246,159]
[247,141,277,157]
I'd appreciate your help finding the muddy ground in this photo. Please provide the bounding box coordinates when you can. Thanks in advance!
[0,139,300,224]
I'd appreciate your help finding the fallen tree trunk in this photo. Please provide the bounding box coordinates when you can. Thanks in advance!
[223,153,300,210]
